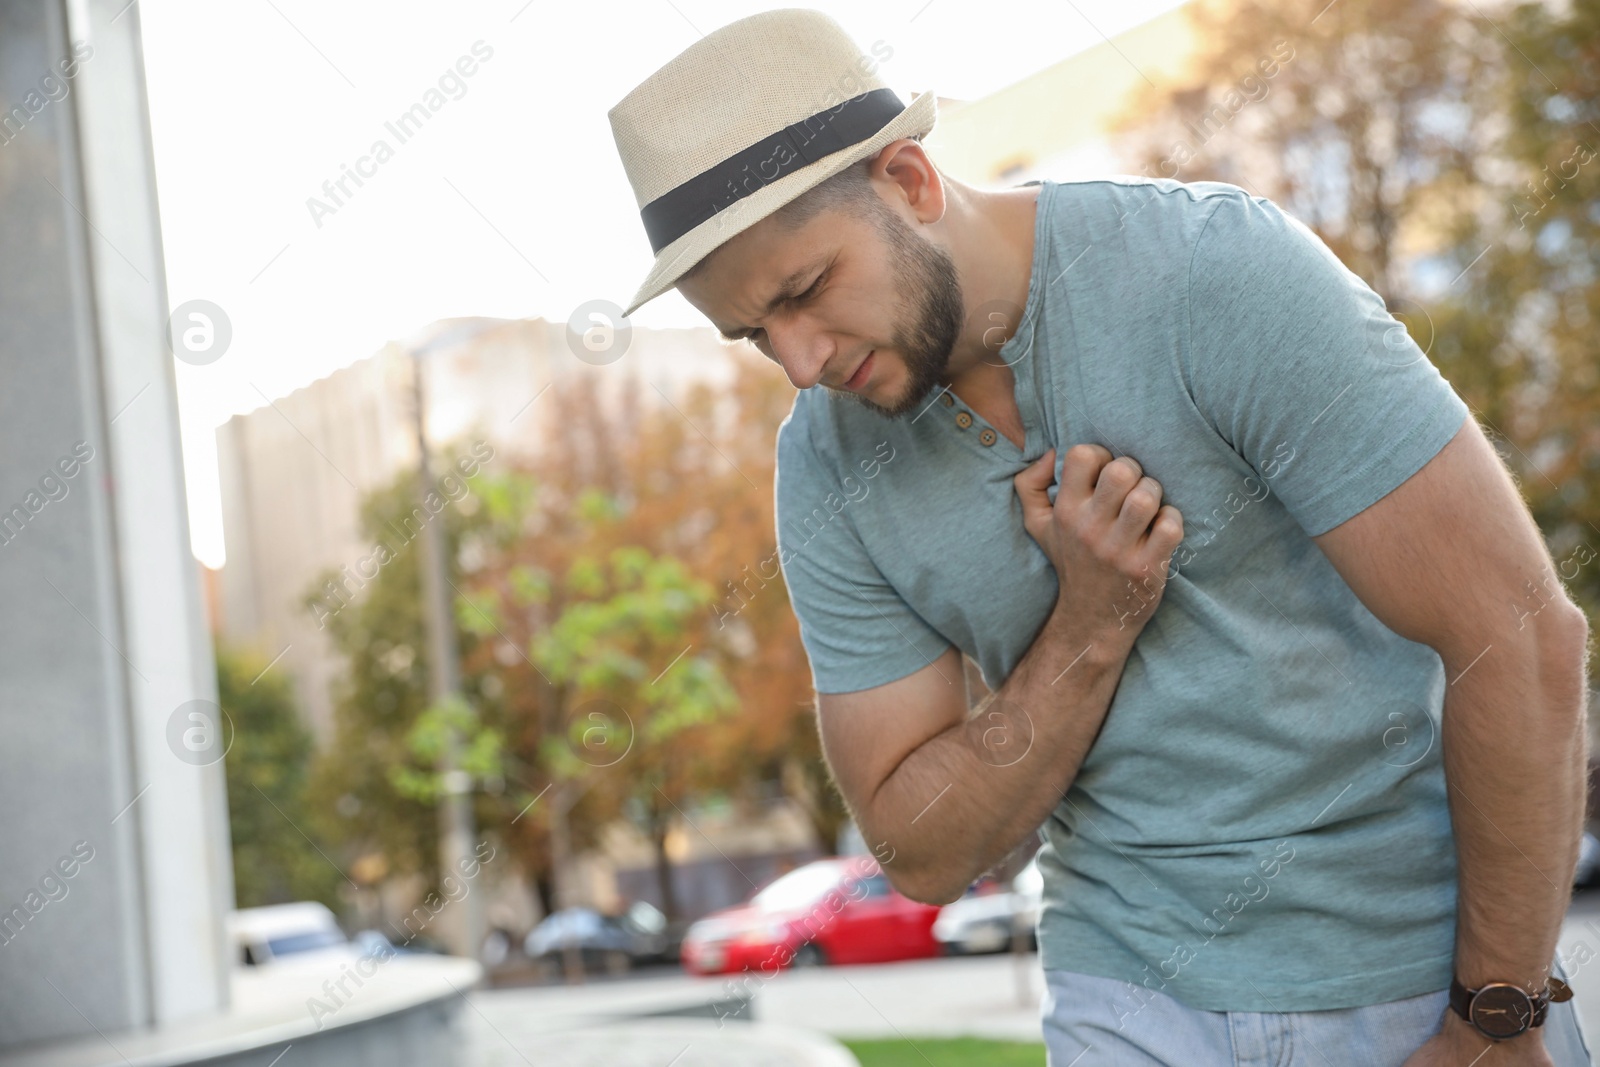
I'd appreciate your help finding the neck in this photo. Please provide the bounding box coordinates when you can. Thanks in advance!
[936,181,1041,441]
[942,180,1040,380]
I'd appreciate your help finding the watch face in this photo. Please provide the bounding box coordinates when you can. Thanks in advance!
[1471,984,1535,1038]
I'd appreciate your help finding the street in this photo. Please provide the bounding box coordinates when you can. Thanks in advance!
[461,889,1600,1062]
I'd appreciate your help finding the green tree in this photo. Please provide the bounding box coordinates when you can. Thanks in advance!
[218,644,342,909]
[536,536,739,920]
[307,362,846,936]
[304,456,501,902]
[454,473,742,918]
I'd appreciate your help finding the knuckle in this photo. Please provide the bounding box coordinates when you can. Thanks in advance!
[1064,443,1104,468]
[1082,443,1113,461]
[1099,464,1137,492]
[1125,486,1158,511]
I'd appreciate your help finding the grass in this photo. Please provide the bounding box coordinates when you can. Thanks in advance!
[841,1037,1047,1066]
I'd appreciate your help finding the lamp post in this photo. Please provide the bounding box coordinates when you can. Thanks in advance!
[405,320,511,962]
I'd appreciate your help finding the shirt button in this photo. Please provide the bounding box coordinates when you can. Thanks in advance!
[940,392,956,407]
[979,428,997,446]
[955,411,973,429]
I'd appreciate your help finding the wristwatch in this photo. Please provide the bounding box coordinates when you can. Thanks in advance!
[1449,973,1574,1039]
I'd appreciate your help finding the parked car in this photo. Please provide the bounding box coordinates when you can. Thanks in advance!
[228,902,354,968]
[351,927,448,958]
[934,855,1042,955]
[680,856,941,975]
[524,901,672,975]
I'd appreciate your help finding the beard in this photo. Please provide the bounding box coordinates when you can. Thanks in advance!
[834,204,965,420]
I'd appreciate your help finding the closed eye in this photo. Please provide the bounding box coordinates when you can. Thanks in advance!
[718,266,830,345]
[793,271,827,303]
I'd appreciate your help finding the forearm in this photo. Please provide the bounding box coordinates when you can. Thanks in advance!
[867,609,1134,904]
[1445,606,1591,991]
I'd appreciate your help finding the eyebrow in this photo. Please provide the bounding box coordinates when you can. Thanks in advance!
[716,256,829,341]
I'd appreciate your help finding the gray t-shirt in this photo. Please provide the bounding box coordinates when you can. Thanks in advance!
[772,176,1471,1012]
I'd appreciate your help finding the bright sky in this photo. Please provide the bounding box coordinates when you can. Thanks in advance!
[138,0,1189,567]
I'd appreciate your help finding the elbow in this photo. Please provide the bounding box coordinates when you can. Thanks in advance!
[1542,602,1592,682]
[1554,603,1593,704]
[1524,604,1592,730]
[1559,601,1592,651]
[884,863,969,907]
[1446,600,1590,691]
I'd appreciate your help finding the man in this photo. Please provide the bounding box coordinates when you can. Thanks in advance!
[608,9,1594,1065]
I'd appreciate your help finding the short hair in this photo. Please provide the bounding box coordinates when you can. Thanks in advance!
[768,157,883,232]
[679,149,934,285]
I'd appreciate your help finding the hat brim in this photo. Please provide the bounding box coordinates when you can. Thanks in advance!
[621,90,939,318]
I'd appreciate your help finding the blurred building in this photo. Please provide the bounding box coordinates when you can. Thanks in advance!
[214,317,735,743]
[924,2,1201,185]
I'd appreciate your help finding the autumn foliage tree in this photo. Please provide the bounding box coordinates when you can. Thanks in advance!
[310,347,846,927]
[1116,0,1599,665]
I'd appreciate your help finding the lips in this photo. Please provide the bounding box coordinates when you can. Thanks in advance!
[844,351,875,391]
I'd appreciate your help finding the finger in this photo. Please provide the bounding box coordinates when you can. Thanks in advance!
[1090,456,1143,522]
[1110,476,1163,549]
[1013,449,1056,494]
[1013,450,1056,528]
[1058,443,1111,501]
[1139,505,1185,558]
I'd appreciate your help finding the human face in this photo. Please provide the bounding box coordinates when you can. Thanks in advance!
[677,192,965,419]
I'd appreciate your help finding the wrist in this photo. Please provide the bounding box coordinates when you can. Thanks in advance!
[1043,606,1133,671]
[1448,968,1573,1044]
[1439,1008,1503,1054]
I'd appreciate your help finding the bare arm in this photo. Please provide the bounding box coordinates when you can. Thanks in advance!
[819,444,1185,904]
[1313,418,1591,1060]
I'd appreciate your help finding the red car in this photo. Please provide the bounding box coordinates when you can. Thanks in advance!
[680,856,942,975]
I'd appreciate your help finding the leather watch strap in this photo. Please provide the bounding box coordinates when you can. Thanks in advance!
[1450,974,1574,1034]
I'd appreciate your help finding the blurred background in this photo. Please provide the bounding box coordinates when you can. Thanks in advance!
[1,0,1597,1064]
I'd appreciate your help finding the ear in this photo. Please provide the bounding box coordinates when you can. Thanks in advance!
[869,139,945,225]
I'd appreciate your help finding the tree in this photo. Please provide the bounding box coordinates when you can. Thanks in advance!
[452,363,825,912]
[304,458,498,907]
[307,351,850,944]
[461,517,740,921]
[1479,0,1600,627]
[218,644,342,909]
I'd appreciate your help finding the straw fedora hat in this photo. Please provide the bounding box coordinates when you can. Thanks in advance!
[609,8,938,317]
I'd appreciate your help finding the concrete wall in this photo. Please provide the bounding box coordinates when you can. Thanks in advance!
[0,0,232,1048]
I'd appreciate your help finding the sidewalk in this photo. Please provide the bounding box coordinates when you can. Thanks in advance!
[464,950,1046,1053]
[750,952,1044,1042]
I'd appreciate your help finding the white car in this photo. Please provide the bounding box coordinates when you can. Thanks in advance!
[933,856,1043,955]
[227,901,356,968]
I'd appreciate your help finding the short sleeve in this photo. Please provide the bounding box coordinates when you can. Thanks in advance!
[773,409,949,694]
[1185,191,1471,538]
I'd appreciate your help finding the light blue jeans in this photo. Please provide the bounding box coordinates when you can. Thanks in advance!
[1042,953,1594,1066]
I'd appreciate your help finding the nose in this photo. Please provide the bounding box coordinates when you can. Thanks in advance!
[764,316,833,390]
